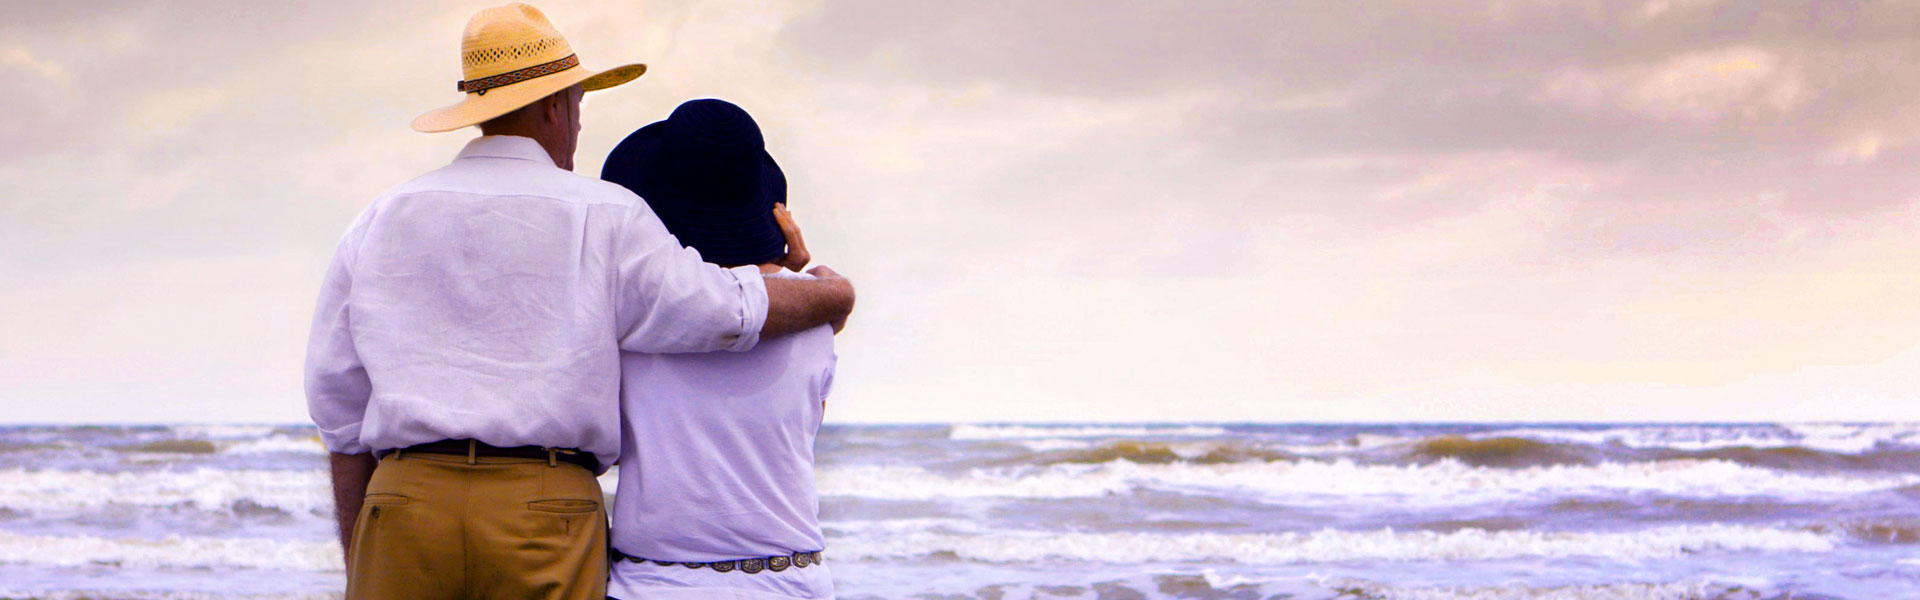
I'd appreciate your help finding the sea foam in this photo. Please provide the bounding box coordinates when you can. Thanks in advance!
[0,468,330,515]
[1476,423,1920,454]
[816,459,1920,504]
[949,424,1230,440]
[220,434,325,455]
[0,530,341,571]
[167,425,281,440]
[1309,578,1730,600]
[0,524,1832,572]
[829,523,1838,564]
[0,526,1821,572]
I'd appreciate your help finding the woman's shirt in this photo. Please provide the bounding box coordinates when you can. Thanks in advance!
[609,271,837,600]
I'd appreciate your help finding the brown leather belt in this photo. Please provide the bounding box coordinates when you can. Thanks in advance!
[375,439,597,472]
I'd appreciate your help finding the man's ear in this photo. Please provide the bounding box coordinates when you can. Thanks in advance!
[541,92,564,128]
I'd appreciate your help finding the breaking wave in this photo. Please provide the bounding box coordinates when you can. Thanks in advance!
[1030,440,1295,465]
[0,530,340,571]
[0,468,330,516]
[949,424,1230,440]
[816,459,1920,504]
[830,523,1838,564]
[1409,436,1596,467]
[1473,423,1920,454]
[0,524,1845,573]
[219,435,324,455]
[992,428,1920,472]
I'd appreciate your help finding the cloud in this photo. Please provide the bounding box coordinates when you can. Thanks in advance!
[1541,46,1809,122]
[0,1,473,272]
[778,1,1920,190]
[1,46,69,82]
[2,1,1917,423]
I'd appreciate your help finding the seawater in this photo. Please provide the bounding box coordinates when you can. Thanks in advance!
[1,423,1917,599]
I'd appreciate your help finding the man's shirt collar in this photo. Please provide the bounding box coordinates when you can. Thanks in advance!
[456,135,557,167]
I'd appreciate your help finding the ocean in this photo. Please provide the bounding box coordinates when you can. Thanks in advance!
[0,423,1916,599]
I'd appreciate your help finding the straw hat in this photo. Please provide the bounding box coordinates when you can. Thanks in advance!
[412,3,646,133]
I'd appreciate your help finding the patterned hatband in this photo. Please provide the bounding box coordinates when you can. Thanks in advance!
[610,547,823,574]
[456,54,580,95]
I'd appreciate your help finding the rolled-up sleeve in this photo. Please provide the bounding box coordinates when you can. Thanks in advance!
[611,205,769,354]
[304,225,373,455]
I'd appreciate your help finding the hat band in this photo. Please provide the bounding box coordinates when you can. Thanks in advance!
[457,54,580,96]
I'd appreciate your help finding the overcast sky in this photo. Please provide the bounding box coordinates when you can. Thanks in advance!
[3,0,1917,424]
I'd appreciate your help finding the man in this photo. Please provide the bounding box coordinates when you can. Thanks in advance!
[302,5,854,600]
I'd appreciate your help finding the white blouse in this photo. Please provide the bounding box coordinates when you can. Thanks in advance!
[610,271,837,600]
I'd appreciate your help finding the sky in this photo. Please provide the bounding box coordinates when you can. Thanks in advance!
[2,0,1917,424]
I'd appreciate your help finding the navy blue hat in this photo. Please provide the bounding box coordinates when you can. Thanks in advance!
[602,99,787,267]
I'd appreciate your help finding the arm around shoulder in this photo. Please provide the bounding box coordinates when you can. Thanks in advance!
[611,207,774,354]
[763,265,854,338]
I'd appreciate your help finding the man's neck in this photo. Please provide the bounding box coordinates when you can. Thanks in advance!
[475,131,570,170]
[755,264,783,274]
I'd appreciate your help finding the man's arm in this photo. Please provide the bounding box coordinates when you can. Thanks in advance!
[612,202,854,352]
[328,452,377,562]
[763,265,854,337]
[306,217,377,561]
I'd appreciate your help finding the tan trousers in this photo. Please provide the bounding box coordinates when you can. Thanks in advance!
[346,452,608,600]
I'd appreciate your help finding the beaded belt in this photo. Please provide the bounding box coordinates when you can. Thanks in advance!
[611,547,823,574]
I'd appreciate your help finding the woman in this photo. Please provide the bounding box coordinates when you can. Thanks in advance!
[598,99,841,600]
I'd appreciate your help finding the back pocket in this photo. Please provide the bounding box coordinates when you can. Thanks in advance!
[527,499,599,514]
[363,493,410,506]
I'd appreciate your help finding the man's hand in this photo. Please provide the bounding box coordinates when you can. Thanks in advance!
[329,452,378,565]
[773,204,810,272]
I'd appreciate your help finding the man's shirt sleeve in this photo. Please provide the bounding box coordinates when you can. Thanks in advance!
[304,220,374,455]
[611,202,769,354]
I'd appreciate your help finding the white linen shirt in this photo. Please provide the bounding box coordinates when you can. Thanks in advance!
[609,272,836,600]
[303,135,769,469]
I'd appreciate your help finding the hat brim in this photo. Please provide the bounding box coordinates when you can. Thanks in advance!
[411,62,647,133]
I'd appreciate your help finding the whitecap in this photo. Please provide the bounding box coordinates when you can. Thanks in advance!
[1016,438,1097,452]
[220,435,325,455]
[0,530,340,571]
[168,425,281,440]
[815,459,1920,504]
[1782,422,1920,453]
[1473,423,1920,454]
[0,468,330,516]
[819,463,1129,500]
[826,523,1837,564]
[1309,577,1724,600]
[948,424,1229,441]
